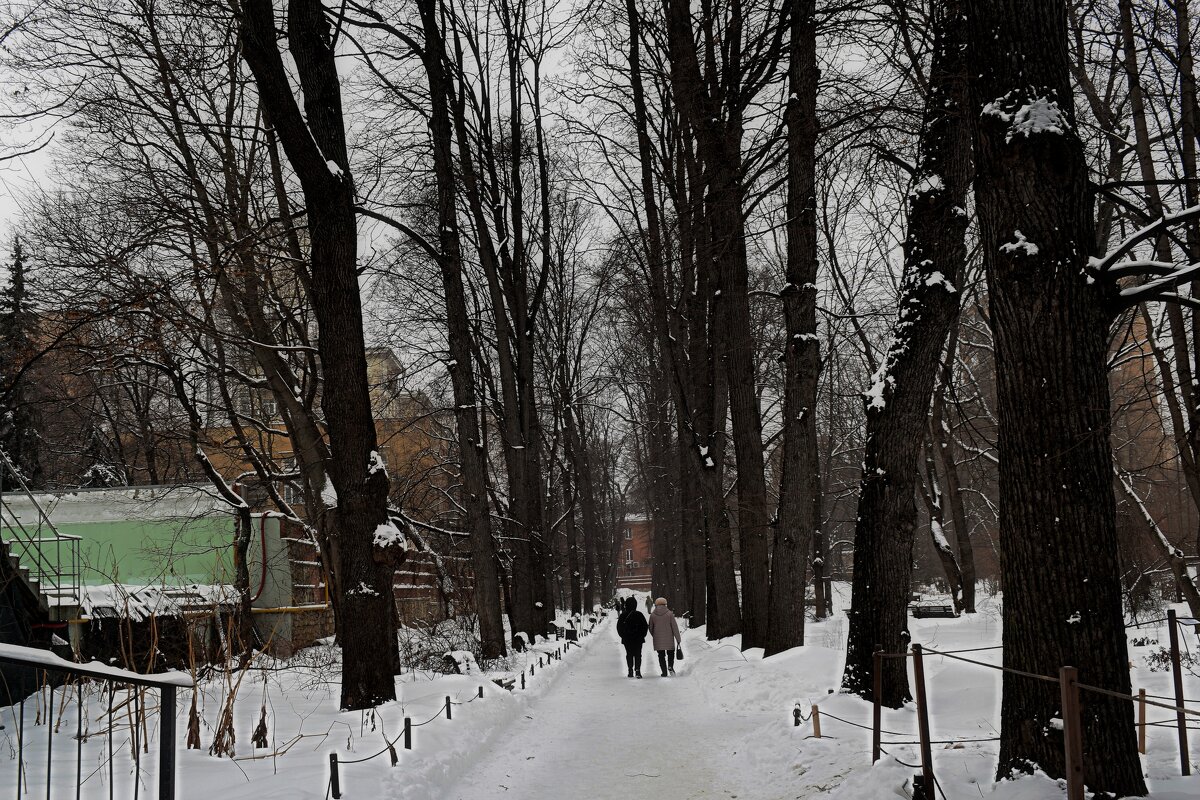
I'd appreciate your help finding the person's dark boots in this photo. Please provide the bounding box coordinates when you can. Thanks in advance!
[626,654,634,677]
[635,655,643,678]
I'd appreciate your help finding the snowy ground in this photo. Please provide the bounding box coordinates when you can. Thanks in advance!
[3,585,1199,799]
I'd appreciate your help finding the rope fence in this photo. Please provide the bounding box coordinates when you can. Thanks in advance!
[324,613,602,797]
[798,609,1199,800]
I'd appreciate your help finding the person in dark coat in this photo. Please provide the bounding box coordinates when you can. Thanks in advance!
[615,596,648,678]
[648,597,682,676]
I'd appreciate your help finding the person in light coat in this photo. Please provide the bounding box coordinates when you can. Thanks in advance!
[647,596,682,676]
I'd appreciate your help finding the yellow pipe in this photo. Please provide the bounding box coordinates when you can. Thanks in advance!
[251,604,331,614]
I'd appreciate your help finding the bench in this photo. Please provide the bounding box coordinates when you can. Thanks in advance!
[492,677,516,692]
[910,603,958,619]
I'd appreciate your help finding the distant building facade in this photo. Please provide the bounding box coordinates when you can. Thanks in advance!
[615,514,652,593]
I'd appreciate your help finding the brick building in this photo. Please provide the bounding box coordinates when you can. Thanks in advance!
[615,513,652,592]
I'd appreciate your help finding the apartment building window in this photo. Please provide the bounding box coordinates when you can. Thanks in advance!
[626,548,633,563]
[624,528,632,540]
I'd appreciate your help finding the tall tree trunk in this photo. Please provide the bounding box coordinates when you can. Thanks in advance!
[765,0,820,657]
[969,1,1146,793]
[240,0,398,710]
[679,438,708,626]
[842,0,972,705]
[920,442,964,610]
[419,0,506,659]
[443,27,538,640]
[931,325,976,612]
[625,0,698,619]
[1175,0,1200,573]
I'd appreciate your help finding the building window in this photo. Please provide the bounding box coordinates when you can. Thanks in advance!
[624,528,632,540]
[626,548,633,563]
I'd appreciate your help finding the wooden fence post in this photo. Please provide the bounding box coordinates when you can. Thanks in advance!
[1138,688,1146,755]
[404,717,411,750]
[329,753,341,799]
[812,705,822,739]
[445,696,452,720]
[1168,609,1192,776]
[872,644,883,764]
[911,644,935,794]
[1059,666,1084,800]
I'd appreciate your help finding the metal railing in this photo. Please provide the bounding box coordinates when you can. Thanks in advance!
[0,643,191,800]
[0,448,82,614]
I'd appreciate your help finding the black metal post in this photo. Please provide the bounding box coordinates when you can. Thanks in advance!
[159,685,176,800]
[445,696,451,720]
[133,688,142,800]
[404,717,411,750]
[76,684,82,800]
[18,692,24,800]
[46,675,53,800]
[108,684,114,800]
[329,753,341,799]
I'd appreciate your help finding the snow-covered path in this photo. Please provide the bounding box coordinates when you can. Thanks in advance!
[444,624,781,800]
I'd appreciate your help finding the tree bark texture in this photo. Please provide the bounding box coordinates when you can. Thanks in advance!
[968,1,1146,793]
[842,0,971,705]
[931,326,976,612]
[664,0,748,640]
[765,0,821,657]
[443,35,540,639]
[625,0,705,623]
[240,0,398,710]
[419,0,507,659]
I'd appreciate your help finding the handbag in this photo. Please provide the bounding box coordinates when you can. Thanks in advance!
[675,647,683,660]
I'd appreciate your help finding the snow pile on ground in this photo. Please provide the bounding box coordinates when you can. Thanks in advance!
[80,582,239,620]
[0,609,599,800]
[3,587,1197,799]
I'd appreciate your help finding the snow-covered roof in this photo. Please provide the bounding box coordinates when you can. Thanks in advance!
[2,484,231,525]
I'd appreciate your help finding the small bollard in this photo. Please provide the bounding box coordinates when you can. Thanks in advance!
[445,696,452,720]
[812,705,822,739]
[478,686,484,699]
[404,717,412,750]
[521,672,526,689]
[329,753,341,799]
[539,657,544,668]
[793,707,801,727]
[530,664,534,676]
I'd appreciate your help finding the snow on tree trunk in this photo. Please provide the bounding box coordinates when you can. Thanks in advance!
[417,0,507,660]
[240,0,398,711]
[968,1,1146,793]
[842,0,972,706]
[765,0,821,657]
